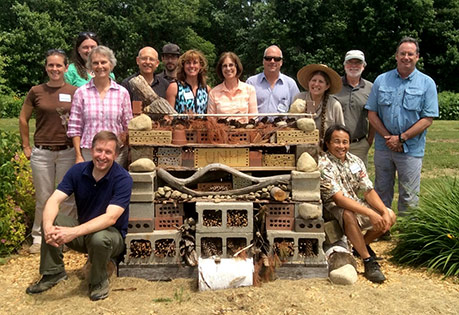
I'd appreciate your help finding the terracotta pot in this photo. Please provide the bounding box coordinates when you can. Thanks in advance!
[172,129,187,145]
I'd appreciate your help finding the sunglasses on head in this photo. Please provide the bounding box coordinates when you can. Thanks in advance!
[264,56,283,62]
[78,31,97,38]
[46,48,66,56]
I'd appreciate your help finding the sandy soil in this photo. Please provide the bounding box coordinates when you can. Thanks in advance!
[1,241,458,315]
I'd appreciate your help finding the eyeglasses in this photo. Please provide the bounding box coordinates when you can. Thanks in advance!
[78,31,97,38]
[264,56,283,62]
[139,56,157,62]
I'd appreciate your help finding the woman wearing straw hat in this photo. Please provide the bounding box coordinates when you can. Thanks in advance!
[292,64,344,139]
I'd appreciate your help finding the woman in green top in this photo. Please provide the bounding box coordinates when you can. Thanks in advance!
[65,32,115,87]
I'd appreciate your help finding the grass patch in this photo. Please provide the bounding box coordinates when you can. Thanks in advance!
[391,177,459,277]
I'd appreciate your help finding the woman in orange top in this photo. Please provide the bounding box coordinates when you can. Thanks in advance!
[207,52,257,123]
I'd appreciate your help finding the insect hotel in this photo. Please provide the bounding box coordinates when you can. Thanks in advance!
[119,76,328,289]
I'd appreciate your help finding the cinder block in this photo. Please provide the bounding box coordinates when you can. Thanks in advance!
[129,202,154,219]
[195,202,253,233]
[128,218,154,233]
[124,231,181,265]
[291,170,320,202]
[295,218,324,232]
[295,202,322,220]
[130,192,154,202]
[196,232,253,258]
[129,171,156,183]
[267,230,326,265]
[324,220,343,244]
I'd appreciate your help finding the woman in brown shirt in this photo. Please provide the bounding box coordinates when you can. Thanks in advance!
[19,49,78,254]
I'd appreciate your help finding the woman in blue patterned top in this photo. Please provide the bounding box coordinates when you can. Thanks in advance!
[166,49,210,114]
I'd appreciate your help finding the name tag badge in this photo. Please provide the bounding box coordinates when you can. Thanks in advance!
[184,91,194,101]
[59,93,71,102]
[349,163,361,174]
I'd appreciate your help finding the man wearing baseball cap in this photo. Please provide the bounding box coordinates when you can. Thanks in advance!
[334,50,374,167]
[157,43,181,82]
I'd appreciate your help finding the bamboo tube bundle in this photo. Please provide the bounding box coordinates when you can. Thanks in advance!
[128,75,177,114]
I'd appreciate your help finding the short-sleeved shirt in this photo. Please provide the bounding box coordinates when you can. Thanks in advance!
[175,81,208,114]
[121,72,169,102]
[57,161,133,237]
[23,83,77,146]
[365,68,438,157]
[207,80,258,123]
[64,63,116,88]
[156,70,175,83]
[246,72,299,114]
[67,79,133,149]
[319,151,373,212]
[334,77,373,140]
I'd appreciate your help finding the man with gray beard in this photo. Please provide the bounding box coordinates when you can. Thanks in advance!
[334,50,374,167]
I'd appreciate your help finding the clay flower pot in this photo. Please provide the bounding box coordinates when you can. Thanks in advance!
[172,129,187,145]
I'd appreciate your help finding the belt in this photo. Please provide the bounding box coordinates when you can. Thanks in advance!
[351,136,366,143]
[36,145,73,151]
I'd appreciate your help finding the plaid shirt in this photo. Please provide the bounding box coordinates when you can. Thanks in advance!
[67,79,132,148]
[319,151,373,211]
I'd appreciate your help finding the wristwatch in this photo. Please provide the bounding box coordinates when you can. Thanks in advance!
[398,134,406,143]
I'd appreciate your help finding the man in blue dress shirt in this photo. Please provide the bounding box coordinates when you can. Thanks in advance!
[365,37,438,215]
[247,45,299,114]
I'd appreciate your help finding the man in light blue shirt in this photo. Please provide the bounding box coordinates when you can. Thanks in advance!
[246,45,299,114]
[365,37,438,215]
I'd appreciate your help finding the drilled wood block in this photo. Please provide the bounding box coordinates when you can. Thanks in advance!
[276,129,319,144]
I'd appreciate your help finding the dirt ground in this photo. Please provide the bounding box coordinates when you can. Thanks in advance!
[1,241,458,315]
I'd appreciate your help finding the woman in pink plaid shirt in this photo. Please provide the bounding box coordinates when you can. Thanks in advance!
[67,46,132,168]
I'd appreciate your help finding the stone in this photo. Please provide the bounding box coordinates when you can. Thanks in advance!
[164,191,171,198]
[297,203,322,220]
[296,118,315,133]
[324,220,344,244]
[329,264,358,285]
[163,186,172,192]
[129,158,155,172]
[171,190,181,199]
[297,152,317,172]
[128,114,152,131]
[157,187,165,196]
[290,98,306,113]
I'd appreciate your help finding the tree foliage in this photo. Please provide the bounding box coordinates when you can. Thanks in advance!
[0,0,457,94]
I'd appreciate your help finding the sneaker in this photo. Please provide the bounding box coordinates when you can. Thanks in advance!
[363,257,386,283]
[29,243,41,254]
[26,271,68,294]
[352,244,382,260]
[89,279,109,301]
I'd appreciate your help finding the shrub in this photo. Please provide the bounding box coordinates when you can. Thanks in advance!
[0,129,35,255]
[391,177,459,277]
[438,91,459,120]
[0,93,24,118]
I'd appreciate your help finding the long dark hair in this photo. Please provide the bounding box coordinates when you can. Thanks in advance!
[322,124,351,152]
[72,31,99,80]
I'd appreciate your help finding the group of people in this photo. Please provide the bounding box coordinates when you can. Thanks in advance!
[20,32,438,299]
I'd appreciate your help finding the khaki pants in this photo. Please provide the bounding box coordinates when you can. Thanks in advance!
[349,138,370,168]
[39,214,125,285]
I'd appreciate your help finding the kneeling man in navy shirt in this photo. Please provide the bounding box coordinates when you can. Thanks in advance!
[26,131,133,301]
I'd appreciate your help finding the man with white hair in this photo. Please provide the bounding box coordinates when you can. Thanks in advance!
[334,50,374,166]
[247,45,299,114]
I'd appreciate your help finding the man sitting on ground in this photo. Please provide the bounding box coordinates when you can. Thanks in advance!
[26,131,133,301]
[319,124,396,283]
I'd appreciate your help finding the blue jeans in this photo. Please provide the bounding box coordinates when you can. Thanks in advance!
[374,150,422,215]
